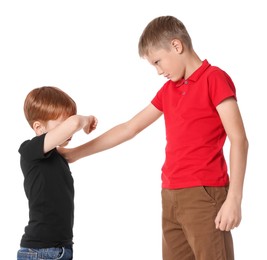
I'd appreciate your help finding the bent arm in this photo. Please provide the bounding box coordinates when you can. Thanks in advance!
[215,97,249,230]
[66,104,162,162]
[44,115,97,153]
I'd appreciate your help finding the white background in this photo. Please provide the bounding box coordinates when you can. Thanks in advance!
[0,0,265,259]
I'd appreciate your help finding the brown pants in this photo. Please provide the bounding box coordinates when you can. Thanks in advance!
[162,187,234,260]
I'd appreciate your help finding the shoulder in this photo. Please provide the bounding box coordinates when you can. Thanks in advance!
[206,64,233,81]
[18,135,47,159]
[19,139,31,152]
[205,65,236,106]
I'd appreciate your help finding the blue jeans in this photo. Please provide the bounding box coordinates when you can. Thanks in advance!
[17,246,73,260]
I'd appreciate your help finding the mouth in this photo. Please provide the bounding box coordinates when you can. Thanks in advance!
[164,74,170,79]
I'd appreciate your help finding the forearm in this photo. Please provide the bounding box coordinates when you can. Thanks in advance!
[71,122,136,161]
[227,137,249,201]
[66,115,88,133]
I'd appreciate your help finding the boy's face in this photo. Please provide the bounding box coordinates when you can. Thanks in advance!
[145,43,185,82]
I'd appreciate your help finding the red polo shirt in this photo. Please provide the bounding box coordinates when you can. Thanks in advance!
[151,60,236,189]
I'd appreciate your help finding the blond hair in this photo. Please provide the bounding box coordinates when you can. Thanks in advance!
[138,16,193,57]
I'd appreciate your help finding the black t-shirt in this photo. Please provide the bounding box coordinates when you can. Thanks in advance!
[18,134,74,248]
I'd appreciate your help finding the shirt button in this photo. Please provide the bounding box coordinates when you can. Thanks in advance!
[184,80,188,84]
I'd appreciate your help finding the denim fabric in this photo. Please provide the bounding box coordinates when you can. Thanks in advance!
[17,247,73,260]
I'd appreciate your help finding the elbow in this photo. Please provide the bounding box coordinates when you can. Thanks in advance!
[123,123,141,140]
[239,135,249,155]
[126,127,139,140]
[229,133,249,153]
[245,137,249,153]
[68,115,83,132]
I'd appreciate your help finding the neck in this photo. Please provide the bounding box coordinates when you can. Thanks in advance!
[184,51,202,79]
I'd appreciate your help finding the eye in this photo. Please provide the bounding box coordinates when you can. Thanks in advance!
[154,60,159,65]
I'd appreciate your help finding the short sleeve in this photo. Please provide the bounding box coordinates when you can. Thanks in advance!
[151,83,168,111]
[208,68,237,107]
[18,134,52,161]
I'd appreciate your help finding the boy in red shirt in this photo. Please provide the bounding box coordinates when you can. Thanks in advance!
[59,16,248,260]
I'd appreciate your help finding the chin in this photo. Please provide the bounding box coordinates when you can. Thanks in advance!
[171,76,182,82]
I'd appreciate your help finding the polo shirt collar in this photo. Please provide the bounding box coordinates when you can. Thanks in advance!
[175,59,210,87]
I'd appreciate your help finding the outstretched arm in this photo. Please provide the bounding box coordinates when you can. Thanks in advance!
[59,104,162,163]
[215,97,249,231]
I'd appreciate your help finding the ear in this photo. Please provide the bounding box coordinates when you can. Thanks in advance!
[33,121,45,136]
[171,39,183,54]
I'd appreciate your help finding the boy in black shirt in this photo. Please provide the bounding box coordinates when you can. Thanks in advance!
[17,86,97,260]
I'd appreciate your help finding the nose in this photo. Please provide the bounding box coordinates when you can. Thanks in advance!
[156,67,163,75]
